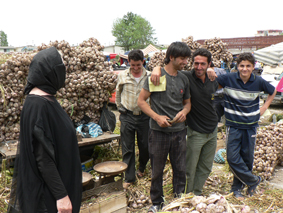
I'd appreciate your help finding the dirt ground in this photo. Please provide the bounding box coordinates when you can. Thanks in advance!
[109,102,283,191]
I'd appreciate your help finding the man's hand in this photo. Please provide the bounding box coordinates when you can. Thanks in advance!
[173,111,187,124]
[150,66,162,86]
[155,115,172,127]
[260,106,267,116]
[57,195,72,213]
[207,68,218,81]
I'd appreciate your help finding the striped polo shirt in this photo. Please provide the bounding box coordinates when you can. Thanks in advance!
[217,72,275,129]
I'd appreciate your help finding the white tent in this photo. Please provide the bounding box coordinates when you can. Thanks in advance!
[254,42,283,65]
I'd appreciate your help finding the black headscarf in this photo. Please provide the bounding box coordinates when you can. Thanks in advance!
[24,46,66,95]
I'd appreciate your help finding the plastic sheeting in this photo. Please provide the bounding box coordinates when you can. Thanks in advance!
[254,42,283,65]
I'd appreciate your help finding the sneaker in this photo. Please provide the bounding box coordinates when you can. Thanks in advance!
[147,205,160,213]
[233,190,245,200]
[247,176,261,196]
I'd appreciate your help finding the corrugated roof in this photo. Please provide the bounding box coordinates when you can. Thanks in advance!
[142,44,158,56]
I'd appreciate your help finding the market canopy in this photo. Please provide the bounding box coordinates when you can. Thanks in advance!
[142,44,159,56]
[254,42,283,65]
[119,53,128,59]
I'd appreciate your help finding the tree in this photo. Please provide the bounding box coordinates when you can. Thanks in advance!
[0,31,8,46]
[112,12,157,51]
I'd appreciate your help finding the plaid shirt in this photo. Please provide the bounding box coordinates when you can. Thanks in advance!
[116,67,150,115]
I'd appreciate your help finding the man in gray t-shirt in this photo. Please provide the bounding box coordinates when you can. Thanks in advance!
[143,67,190,132]
[138,42,191,213]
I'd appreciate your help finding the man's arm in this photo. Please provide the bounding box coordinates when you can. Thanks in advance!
[115,74,123,108]
[138,88,171,127]
[260,89,277,116]
[207,68,223,89]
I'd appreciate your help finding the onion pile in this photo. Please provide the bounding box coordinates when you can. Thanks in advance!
[162,194,250,213]
[127,190,151,209]
[147,36,233,71]
[0,38,118,142]
[0,52,35,141]
[200,37,233,68]
[254,122,283,180]
[146,50,166,71]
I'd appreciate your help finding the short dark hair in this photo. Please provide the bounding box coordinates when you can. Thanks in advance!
[164,42,191,65]
[128,49,144,62]
[192,48,212,64]
[236,52,255,65]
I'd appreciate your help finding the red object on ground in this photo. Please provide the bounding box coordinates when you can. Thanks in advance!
[276,77,283,92]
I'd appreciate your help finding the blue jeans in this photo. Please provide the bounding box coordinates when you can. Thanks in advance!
[226,126,258,191]
[148,128,187,205]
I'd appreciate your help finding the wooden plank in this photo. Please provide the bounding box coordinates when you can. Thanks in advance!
[0,132,120,159]
[0,140,18,159]
[82,179,123,200]
[99,191,126,213]
[78,132,120,147]
[80,191,127,213]
[112,207,127,213]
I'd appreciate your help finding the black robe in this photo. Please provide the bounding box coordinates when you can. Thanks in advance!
[8,47,82,213]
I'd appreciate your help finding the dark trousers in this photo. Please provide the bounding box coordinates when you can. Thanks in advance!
[226,127,258,192]
[148,128,187,205]
[212,96,224,122]
[120,112,150,183]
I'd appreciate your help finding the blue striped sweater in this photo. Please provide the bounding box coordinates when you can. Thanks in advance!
[217,72,275,129]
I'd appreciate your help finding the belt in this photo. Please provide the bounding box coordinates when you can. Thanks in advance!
[126,109,143,115]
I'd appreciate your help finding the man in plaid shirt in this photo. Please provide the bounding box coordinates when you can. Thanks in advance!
[116,50,151,189]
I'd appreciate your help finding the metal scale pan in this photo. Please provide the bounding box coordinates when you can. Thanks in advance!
[93,161,127,186]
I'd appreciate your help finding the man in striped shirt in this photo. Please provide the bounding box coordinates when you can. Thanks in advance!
[115,50,151,189]
[208,52,276,199]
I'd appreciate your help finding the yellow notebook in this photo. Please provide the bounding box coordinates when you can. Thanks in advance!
[149,75,166,92]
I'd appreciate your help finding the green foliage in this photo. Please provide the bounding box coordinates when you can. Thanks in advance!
[112,12,157,51]
[0,31,8,46]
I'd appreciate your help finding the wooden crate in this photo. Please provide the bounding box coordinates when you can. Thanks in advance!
[80,191,127,213]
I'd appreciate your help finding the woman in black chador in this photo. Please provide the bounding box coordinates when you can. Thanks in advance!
[8,47,82,213]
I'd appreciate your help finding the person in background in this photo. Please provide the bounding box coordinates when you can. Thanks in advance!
[8,47,82,213]
[143,58,147,67]
[115,50,151,189]
[125,61,130,67]
[121,61,129,68]
[207,52,276,200]
[209,62,227,122]
[151,48,219,196]
[138,41,191,213]
[112,60,120,69]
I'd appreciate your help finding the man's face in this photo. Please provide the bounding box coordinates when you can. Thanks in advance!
[129,59,143,74]
[193,55,210,78]
[237,60,254,79]
[172,56,188,70]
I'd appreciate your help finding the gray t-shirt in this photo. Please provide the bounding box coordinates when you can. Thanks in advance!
[143,68,190,132]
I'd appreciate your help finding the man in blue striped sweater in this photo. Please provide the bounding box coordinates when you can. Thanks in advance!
[208,52,276,199]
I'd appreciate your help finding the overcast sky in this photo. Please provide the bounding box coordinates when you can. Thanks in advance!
[2,0,282,47]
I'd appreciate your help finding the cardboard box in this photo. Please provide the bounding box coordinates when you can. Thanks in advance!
[81,158,93,172]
